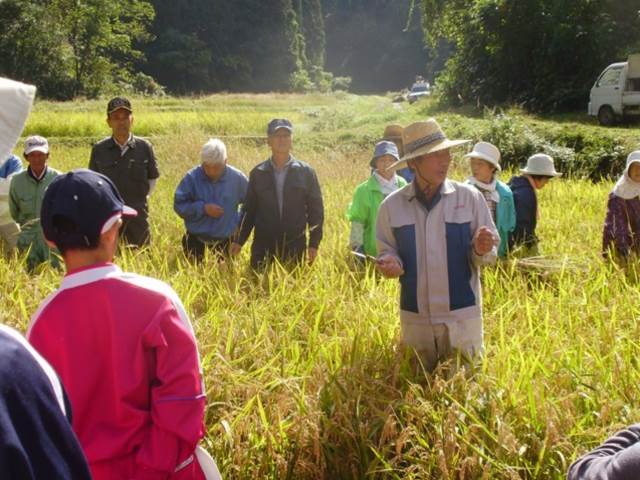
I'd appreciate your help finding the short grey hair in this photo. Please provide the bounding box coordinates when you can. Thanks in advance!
[201,138,227,166]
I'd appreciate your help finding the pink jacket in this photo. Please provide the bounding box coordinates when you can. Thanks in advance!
[28,263,206,480]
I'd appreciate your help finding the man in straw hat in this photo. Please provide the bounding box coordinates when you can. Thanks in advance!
[383,124,414,183]
[508,153,561,254]
[375,118,499,372]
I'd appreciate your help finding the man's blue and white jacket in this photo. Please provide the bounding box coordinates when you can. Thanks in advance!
[376,179,498,327]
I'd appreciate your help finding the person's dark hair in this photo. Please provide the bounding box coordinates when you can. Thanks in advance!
[530,174,552,180]
[50,215,99,254]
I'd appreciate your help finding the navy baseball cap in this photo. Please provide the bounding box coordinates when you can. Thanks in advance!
[107,97,132,115]
[267,118,293,136]
[41,169,137,250]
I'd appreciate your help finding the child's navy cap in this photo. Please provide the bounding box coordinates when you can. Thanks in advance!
[41,169,137,249]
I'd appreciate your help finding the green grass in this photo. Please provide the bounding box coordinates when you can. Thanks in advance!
[2,93,640,478]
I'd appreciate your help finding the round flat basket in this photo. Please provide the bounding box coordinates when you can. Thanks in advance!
[514,255,588,275]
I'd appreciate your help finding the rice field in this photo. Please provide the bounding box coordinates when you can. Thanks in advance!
[2,93,640,479]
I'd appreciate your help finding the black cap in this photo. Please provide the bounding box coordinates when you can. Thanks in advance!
[267,118,293,136]
[41,169,137,250]
[107,97,132,115]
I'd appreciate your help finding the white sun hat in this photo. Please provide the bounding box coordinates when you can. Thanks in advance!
[520,153,562,177]
[464,141,501,171]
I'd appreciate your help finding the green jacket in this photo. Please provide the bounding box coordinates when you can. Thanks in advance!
[347,174,407,256]
[9,167,60,268]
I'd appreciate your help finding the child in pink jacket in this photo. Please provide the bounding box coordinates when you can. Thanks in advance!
[28,169,211,480]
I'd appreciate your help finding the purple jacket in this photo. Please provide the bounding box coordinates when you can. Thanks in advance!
[568,424,640,480]
[602,193,640,258]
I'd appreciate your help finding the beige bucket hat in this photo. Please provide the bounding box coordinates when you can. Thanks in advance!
[520,153,562,177]
[388,118,470,170]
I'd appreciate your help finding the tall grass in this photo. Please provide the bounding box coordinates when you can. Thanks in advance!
[2,94,639,479]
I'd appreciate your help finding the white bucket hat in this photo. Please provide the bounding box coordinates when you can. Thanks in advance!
[520,153,562,177]
[464,141,501,171]
[387,118,470,171]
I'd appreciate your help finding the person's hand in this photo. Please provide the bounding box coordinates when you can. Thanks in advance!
[376,254,404,278]
[473,226,497,256]
[204,203,224,218]
[230,242,242,256]
[307,247,318,265]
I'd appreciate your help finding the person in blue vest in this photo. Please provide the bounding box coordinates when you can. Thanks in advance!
[464,142,515,258]
[174,138,248,261]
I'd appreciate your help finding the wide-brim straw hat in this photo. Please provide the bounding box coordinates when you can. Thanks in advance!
[388,119,470,171]
[464,141,501,172]
[382,124,404,141]
[520,153,562,177]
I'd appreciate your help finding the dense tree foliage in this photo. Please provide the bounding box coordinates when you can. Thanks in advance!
[0,0,154,99]
[1,0,637,109]
[421,0,640,111]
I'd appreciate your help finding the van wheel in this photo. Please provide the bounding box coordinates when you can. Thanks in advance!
[598,106,616,126]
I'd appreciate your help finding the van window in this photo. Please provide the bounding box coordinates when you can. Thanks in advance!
[597,67,623,87]
[628,78,640,92]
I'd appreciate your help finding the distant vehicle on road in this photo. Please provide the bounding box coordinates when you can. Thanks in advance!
[408,82,431,104]
[589,54,640,126]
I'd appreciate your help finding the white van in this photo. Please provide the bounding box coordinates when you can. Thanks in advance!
[589,54,640,125]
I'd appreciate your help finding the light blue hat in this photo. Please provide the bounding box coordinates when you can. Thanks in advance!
[370,141,399,168]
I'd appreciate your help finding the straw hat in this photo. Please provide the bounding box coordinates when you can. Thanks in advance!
[464,141,501,171]
[382,124,404,141]
[388,119,470,170]
[520,154,562,177]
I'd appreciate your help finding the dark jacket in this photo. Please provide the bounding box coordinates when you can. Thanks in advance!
[508,175,538,250]
[89,135,160,245]
[238,157,324,267]
[568,424,640,480]
[0,325,91,480]
[89,135,160,210]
